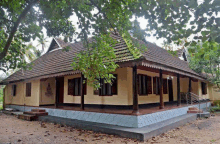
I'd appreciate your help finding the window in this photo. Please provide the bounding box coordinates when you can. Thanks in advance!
[201,82,207,95]
[94,74,118,96]
[12,84,16,96]
[153,77,160,95]
[68,77,87,96]
[26,83,31,97]
[163,78,168,94]
[137,74,152,95]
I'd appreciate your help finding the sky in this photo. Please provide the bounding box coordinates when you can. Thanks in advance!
[32,0,208,53]
[32,14,166,54]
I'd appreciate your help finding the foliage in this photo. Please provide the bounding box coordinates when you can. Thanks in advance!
[188,41,220,88]
[25,43,42,62]
[1,0,220,87]
[213,100,220,107]
[163,38,187,57]
[71,33,118,88]
[36,34,48,54]
[210,106,220,113]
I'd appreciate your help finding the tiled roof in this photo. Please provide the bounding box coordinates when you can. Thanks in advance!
[1,34,204,83]
[138,40,200,77]
[54,38,67,47]
[175,48,184,57]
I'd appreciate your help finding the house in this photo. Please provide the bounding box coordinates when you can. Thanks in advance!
[1,33,216,140]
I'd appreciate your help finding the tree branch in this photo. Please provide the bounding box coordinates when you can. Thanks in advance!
[0,0,38,60]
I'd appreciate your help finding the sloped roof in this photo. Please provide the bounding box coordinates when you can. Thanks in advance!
[1,33,205,84]
[175,48,184,57]
[46,38,70,53]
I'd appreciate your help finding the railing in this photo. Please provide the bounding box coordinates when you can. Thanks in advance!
[182,92,208,117]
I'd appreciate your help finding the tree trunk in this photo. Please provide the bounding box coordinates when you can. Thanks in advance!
[0,0,38,60]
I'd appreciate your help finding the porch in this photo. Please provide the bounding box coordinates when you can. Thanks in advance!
[41,102,190,116]
[6,101,211,129]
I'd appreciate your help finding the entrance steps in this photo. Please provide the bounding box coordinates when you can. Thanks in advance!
[18,109,48,121]
[187,107,203,113]
[187,107,210,118]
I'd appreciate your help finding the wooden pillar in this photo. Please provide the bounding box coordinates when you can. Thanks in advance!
[159,69,164,109]
[55,77,59,108]
[80,74,85,110]
[132,65,139,114]
[3,87,5,110]
[177,73,181,106]
[188,77,192,104]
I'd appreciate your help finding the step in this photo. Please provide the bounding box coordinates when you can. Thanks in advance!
[189,107,199,110]
[187,110,203,113]
[24,111,48,116]
[18,114,37,121]
[2,110,14,115]
[197,112,210,118]
[38,113,197,141]
[31,109,46,112]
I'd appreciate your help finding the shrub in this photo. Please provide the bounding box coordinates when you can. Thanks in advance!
[213,100,220,106]
[210,107,220,112]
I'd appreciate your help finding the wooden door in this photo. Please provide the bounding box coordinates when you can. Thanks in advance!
[56,77,64,104]
[168,80,174,102]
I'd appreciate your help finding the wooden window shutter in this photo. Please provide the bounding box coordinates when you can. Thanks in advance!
[201,82,207,95]
[163,78,168,94]
[99,78,104,96]
[68,79,74,95]
[153,77,156,94]
[147,76,152,94]
[12,85,16,96]
[204,83,207,94]
[111,74,117,95]
[74,78,79,96]
[138,75,142,95]
[26,83,31,97]
[156,77,160,95]
[94,78,99,95]
[83,79,87,95]
[78,78,81,96]
[106,83,112,95]
[142,75,147,95]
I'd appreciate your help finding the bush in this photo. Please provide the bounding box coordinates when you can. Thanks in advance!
[213,100,220,106]
[210,107,220,112]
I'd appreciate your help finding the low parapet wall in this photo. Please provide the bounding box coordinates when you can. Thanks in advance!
[6,102,211,128]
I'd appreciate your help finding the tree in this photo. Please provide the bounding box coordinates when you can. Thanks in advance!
[36,34,48,54]
[1,0,220,87]
[25,43,42,62]
[188,41,220,89]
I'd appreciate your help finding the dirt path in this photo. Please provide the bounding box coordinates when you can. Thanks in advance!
[0,112,219,144]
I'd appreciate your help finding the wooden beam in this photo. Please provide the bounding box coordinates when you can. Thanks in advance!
[132,65,139,114]
[177,73,181,106]
[81,74,85,110]
[159,69,164,109]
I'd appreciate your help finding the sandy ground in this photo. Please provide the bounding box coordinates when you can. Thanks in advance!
[0,112,219,144]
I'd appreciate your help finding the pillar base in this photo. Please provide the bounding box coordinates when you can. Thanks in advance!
[132,110,140,115]
[177,103,181,107]
[159,106,164,109]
